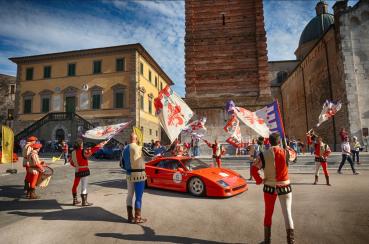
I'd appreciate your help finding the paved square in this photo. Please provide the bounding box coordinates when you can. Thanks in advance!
[1,159,369,244]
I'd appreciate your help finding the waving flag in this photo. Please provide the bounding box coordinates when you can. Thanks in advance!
[83,122,131,140]
[1,126,14,164]
[255,100,286,138]
[224,116,242,147]
[183,117,207,139]
[155,85,194,143]
[317,100,342,127]
[234,107,270,138]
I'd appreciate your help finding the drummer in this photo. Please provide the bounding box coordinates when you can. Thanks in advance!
[22,136,38,198]
[28,143,45,199]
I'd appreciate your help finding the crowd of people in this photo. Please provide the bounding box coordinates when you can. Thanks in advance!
[16,126,366,244]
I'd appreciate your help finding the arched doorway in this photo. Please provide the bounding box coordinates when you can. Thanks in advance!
[55,128,65,141]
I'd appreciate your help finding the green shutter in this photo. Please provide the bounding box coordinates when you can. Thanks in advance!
[42,98,50,113]
[116,58,125,71]
[26,68,33,80]
[92,94,101,109]
[24,99,32,113]
[115,92,124,108]
[93,61,101,74]
[68,64,76,76]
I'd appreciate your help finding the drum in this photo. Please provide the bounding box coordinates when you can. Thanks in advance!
[37,166,54,188]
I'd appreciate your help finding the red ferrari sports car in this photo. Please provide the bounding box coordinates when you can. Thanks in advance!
[145,156,248,197]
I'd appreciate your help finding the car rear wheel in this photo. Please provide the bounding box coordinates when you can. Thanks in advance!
[188,177,205,196]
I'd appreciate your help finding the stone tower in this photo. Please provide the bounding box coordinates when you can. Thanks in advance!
[185,0,272,141]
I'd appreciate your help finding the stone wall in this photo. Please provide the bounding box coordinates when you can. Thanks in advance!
[281,28,349,150]
[0,74,15,124]
[336,0,369,144]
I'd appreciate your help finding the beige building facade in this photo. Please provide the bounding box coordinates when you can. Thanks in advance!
[10,43,173,143]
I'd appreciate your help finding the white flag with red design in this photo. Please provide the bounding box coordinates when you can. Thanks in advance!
[154,85,194,143]
[234,107,270,138]
[317,100,342,127]
[83,122,131,140]
[183,117,207,139]
[224,115,242,147]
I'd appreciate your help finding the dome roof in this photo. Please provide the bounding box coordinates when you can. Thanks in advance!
[299,13,334,45]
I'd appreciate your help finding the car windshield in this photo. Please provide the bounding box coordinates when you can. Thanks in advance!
[183,158,210,171]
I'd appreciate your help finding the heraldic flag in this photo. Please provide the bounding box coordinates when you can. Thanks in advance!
[317,100,342,127]
[83,122,131,140]
[1,125,14,164]
[255,100,286,138]
[154,85,194,143]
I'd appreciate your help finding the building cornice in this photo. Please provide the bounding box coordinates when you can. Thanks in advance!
[9,43,174,85]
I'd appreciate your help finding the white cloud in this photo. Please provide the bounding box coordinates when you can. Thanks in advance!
[0,0,185,95]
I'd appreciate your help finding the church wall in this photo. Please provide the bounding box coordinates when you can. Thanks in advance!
[281,28,349,150]
[337,1,369,145]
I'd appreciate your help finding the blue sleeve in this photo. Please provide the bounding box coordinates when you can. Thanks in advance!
[123,146,131,172]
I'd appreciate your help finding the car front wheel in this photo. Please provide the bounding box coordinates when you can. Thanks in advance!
[188,177,205,196]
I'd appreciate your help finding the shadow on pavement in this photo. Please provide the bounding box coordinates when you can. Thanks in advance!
[91,179,126,189]
[0,185,26,199]
[96,225,244,244]
[8,206,127,223]
[0,199,62,212]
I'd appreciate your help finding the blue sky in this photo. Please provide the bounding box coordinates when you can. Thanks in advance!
[0,0,358,96]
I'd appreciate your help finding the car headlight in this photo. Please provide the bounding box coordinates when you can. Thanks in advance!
[217,180,229,188]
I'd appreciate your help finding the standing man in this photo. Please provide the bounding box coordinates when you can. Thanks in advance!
[338,137,359,175]
[27,143,45,199]
[351,136,361,164]
[204,138,225,168]
[61,140,69,165]
[123,132,147,224]
[70,138,105,206]
[249,137,264,181]
[22,136,37,197]
[251,133,295,244]
[313,136,331,186]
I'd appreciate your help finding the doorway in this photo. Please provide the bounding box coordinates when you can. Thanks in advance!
[55,128,65,141]
[65,96,76,113]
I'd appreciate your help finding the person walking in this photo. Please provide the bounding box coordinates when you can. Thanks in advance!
[123,132,147,224]
[70,138,106,206]
[61,140,69,165]
[338,137,359,175]
[204,138,225,168]
[251,133,295,244]
[351,136,361,164]
[313,136,331,186]
[27,143,45,199]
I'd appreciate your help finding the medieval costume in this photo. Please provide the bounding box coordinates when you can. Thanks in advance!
[205,140,224,168]
[123,141,147,224]
[27,143,45,199]
[251,138,295,244]
[313,138,331,186]
[70,139,103,206]
[22,136,37,198]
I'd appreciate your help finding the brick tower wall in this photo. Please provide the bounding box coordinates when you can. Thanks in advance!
[184,0,272,144]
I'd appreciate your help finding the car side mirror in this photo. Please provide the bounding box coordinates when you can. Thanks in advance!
[178,168,184,173]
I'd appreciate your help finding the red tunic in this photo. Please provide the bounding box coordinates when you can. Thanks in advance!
[70,146,100,172]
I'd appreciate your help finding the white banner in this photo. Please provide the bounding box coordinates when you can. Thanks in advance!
[234,107,270,138]
[154,86,193,143]
[83,122,131,140]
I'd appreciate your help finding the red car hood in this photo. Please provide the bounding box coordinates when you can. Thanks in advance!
[191,167,242,185]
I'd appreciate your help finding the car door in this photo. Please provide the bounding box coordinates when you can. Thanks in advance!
[154,159,184,190]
